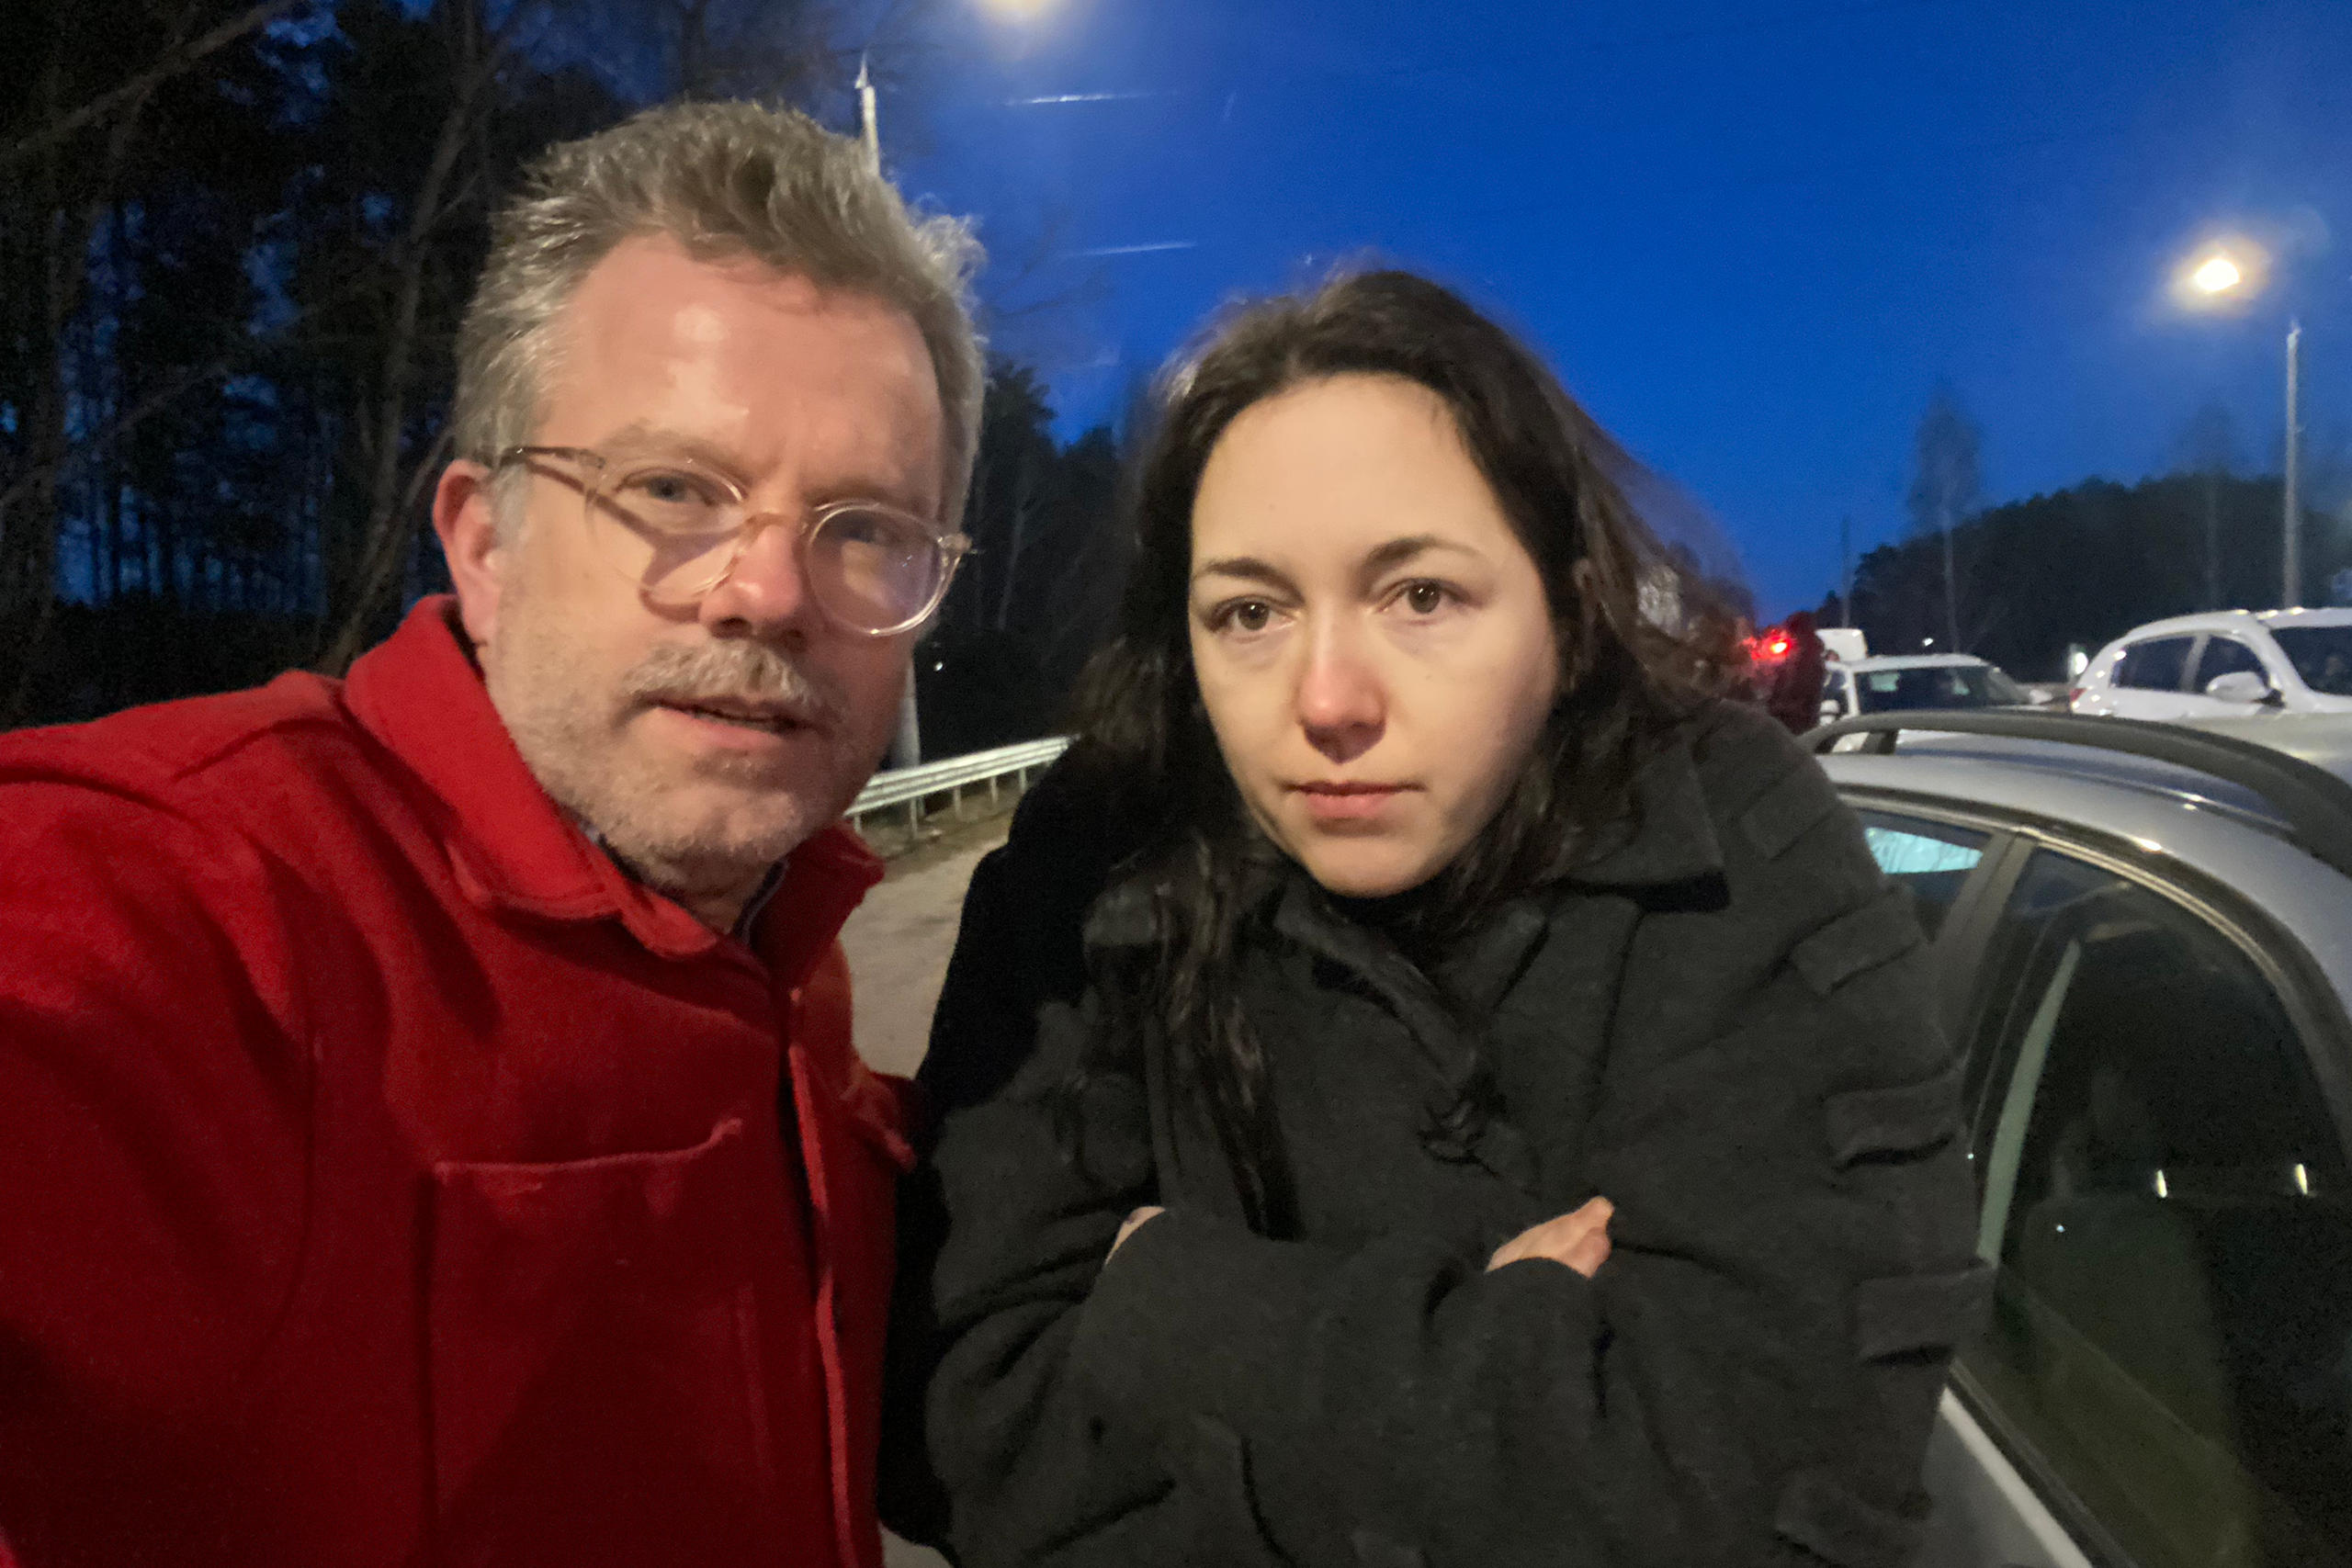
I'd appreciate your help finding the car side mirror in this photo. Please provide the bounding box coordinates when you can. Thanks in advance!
[2204,671,2276,705]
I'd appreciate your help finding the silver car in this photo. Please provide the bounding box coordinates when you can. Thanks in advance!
[1812,709,2352,1568]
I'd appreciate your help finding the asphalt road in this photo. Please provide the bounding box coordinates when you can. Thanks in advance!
[838,813,1012,1568]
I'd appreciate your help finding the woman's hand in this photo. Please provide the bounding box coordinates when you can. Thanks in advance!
[1108,1204,1165,1260]
[1487,1197,1614,1277]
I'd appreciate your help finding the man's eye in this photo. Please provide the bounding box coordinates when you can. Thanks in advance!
[619,468,728,517]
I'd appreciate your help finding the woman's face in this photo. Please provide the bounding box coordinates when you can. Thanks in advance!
[1188,373,1561,899]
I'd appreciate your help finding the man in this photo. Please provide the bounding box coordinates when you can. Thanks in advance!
[1758,610,1828,734]
[0,102,981,1568]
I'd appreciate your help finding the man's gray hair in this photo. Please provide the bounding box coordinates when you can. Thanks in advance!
[454,100,985,526]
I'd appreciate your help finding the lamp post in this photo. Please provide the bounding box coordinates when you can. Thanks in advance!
[2182,242,2305,609]
[860,0,1061,770]
[2286,317,2302,609]
[856,54,927,767]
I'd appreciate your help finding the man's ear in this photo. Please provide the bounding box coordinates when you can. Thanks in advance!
[434,459,507,650]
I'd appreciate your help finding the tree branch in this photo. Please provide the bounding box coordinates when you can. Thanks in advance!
[0,0,311,173]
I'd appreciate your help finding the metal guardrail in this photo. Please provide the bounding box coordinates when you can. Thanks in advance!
[847,735,1070,839]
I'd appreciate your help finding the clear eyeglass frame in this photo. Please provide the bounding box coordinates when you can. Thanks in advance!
[492,444,972,637]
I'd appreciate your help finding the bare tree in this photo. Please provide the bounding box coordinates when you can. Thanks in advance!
[316,0,548,672]
[1906,384,1981,653]
[0,0,292,720]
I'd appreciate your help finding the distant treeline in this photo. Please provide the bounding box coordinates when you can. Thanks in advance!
[2,0,1130,751]
[1824,474,2351,680]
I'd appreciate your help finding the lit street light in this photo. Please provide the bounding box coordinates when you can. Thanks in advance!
[2192,254,2243,296]
[2176,236,2303,609]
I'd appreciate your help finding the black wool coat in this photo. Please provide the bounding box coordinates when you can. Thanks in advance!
[888,700,1984,1568]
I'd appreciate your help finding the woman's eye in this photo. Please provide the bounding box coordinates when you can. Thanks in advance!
[1226,600,1273,632]
[1399,581,1450,615]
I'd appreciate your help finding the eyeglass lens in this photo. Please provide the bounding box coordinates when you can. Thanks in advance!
[586,460,950,629]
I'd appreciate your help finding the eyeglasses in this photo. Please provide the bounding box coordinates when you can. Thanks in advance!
[493,445,972,637]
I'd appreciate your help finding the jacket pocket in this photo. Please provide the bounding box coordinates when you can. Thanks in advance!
[424,1116,778,1567]
[1161,1414,1295,1568]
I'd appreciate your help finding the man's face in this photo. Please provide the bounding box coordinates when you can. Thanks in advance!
[450,234,945,910]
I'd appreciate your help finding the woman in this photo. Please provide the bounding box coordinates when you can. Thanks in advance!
[901,272,1981,1568]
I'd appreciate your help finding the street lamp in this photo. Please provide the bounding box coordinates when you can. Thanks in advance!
[860,0,1061,768]
[2191,254,2243,297]
[2177,237,2303,609]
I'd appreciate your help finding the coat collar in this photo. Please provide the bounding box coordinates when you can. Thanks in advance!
[1080,721,1728,960]
[1555,730,1724,890]
[345,597,881,972]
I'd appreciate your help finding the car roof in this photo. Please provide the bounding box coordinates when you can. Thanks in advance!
[2184,711,2352,776]
[2097,605,2352,647]
[1839,653,1991,672]
[1815,713,2352,998]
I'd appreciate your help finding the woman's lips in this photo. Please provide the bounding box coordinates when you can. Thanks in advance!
[1292,782,1409,823]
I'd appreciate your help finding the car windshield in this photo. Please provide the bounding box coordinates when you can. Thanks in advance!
[2270,627,2352,696]
[1854,664,2016,713]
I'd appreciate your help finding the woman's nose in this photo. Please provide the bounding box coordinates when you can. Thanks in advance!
[1295,623,1385,763]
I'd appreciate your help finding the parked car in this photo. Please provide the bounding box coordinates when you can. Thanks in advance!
[1816,653,2038,726]
[2071,607,2352,721]
[1811,708,2352,1568]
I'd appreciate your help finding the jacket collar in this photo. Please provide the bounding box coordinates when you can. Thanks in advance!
[1555,730,1724,890]
[345,597,880,971]
[1081,722,1727,958]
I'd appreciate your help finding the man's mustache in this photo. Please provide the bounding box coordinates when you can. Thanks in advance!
[620,641,844,728]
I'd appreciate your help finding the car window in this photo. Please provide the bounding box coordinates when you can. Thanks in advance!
[1856,811,1986,940]
[1962,850,2352,1568]
[2194,636,2267,688]
[2271,626,2352,698]
[2113,637,2194,692]
[1856,663,2005,712]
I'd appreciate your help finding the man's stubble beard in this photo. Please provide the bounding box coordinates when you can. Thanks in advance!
[482,585,896,907]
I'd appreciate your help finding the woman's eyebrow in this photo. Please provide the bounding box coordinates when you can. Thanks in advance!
[1361,535,1483,578]
[1192,556,1295,591]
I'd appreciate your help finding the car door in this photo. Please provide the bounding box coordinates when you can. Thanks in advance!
[2103,636,2199,720]
[1916,842,2352,1568]
[2176,635,2278,719]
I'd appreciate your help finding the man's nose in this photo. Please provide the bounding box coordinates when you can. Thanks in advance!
[696,513,820,638]
[1295,619,1385,764]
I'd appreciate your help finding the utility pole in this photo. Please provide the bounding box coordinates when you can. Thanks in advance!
[1939,502,1960,652]
[1838,514,1853,627]
[2284,318,2303,610]
[859,55,925,770]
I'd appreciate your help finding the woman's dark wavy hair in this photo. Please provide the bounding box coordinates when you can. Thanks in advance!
[1060,269,1743,1235]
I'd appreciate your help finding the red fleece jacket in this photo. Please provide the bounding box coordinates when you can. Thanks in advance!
[0,598,910,1568]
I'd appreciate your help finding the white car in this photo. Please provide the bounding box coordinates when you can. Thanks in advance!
[2071,608,2352,720]
[1818,653,2036,726]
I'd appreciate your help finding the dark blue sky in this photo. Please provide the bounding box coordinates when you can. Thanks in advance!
[891,0,2352,617]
